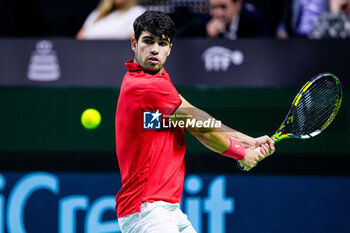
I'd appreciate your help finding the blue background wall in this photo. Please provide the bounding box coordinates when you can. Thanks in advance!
[1,172,349,233]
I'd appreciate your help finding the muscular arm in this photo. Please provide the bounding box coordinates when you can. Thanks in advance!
[173,95,275,170]
[220,124,255,149]
[220,124,275,150]
[173,96,230,153]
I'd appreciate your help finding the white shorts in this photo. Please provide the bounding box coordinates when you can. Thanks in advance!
[118,201,197,233]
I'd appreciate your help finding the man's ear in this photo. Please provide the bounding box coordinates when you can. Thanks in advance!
[235,0,242,11]
[131,37,137,51]
[167,43,173,56]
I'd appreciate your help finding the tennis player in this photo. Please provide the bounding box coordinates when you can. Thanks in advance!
[115,11,275,233]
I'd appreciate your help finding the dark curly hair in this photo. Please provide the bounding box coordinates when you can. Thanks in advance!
[133,11,176,42]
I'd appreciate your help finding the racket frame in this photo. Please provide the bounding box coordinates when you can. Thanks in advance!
[238,73,342,171]
[271,73,342,143]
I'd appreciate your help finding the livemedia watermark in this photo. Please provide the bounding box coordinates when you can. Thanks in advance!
[143,110,222,129]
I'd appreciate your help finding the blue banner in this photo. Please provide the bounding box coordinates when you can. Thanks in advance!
[0,172,349,233]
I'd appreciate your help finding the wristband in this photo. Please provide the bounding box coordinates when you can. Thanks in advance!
[220,137,246,161]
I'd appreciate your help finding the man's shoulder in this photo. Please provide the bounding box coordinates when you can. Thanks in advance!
[238,3,266,37]
[240,3,263,22]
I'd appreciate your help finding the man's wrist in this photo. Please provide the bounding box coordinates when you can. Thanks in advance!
[220,137,246,161]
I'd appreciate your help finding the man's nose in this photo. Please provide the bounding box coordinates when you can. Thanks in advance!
[211,7,224,18]
[150,44,159,54]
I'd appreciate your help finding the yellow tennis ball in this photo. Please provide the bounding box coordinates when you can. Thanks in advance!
[81,108,101,129]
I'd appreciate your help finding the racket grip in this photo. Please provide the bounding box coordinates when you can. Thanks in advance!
[237,147,261,171]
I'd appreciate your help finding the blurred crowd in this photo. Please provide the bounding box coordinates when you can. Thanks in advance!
[0,0,349,40]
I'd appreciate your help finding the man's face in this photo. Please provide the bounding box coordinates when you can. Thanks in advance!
[209,0,241,26]
[330,0,350,13]
[132,31,172,74]
[338,0,350,13]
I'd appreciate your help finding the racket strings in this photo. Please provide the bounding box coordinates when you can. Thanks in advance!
[295,81,337,134]
[301,80,337,117]
[292,77,339,136]
[294,80,338,134]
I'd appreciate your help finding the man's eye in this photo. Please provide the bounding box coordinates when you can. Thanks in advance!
[158,42,168,46]
[144,39,154,44]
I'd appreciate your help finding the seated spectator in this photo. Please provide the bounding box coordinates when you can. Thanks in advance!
[309,0,350,39]
[77,0,145,40]
[276,0,328,39]
[177,0,266,39]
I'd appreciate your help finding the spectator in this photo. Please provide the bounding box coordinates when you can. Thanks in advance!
[309,0,350,39]
[177,0,266,39]
[77,0,146,40]
[276,0,328,39]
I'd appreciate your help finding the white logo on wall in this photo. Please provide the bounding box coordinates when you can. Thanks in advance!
[27,40,61,82]
[202,46,244,72]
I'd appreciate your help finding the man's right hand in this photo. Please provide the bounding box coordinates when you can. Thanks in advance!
[238,143,273,171]
[206,18,226,38]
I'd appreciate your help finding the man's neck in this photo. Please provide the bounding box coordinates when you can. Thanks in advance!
[133,59,163,75]
[224,15,240,40]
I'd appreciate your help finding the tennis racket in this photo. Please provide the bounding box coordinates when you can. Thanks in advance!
[238,73,343,171]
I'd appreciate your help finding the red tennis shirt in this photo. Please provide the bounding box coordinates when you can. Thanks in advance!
[115,60,185,218]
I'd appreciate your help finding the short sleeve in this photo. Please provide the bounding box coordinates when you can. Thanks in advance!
[140,79,181,117]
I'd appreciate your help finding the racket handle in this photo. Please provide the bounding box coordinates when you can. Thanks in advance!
[237,147,261,171]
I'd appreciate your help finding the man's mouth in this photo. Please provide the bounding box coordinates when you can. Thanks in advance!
[148,56,159,64]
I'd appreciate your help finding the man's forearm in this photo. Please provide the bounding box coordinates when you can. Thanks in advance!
[175,95,254,153]
[182,107,230,153]
[189,128,230,153]
[184,110,252,154]
[221,124,255,149]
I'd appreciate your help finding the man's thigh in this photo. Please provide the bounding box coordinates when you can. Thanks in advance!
[119,202,196,233]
